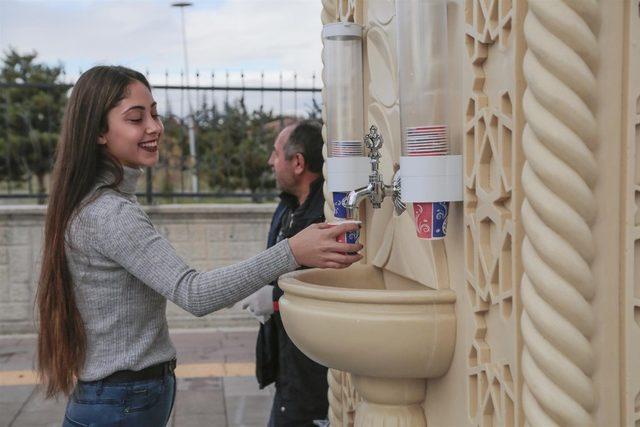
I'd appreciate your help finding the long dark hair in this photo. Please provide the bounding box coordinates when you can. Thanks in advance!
[36,65,151,397]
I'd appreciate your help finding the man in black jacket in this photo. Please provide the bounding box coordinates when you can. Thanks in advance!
[241,120,328,426]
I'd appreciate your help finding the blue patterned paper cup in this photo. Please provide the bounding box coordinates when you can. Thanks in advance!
[328,220,361,252]
[333,191,349,219]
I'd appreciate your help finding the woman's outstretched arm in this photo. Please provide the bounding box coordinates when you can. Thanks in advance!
[87,194,361,316]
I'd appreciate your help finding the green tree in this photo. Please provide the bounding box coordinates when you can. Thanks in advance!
[197,101,236,191]
[199,100,278,198]
[238,107,277,197]
[156,114,187,194]
[0,48,66,199]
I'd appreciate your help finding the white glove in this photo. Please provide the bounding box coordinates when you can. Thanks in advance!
[240,286,275,324]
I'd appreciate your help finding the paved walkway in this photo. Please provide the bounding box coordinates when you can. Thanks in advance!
[0,328,274,427]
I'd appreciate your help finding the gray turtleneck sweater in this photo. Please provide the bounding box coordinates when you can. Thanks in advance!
[66,166,298,381]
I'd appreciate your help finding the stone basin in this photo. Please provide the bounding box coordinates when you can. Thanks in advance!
[278,263,457,380]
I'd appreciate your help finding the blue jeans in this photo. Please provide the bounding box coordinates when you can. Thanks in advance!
[62,372,176,427]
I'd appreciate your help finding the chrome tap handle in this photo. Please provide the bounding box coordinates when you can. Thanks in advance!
[364,125,383,160]
[344,126,405,216]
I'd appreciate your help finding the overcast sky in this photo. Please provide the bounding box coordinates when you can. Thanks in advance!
[0,0,324,87]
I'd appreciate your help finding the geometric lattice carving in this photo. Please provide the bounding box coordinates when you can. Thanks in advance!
[468,339,516,426]
[624,3,640,422]
[464,0,515,425]
[636,239,640,306]
[464,0,512,49]
[636,104,640,340]
[636,188,640,226]
[634,99,640,424]
[469,363,515,426]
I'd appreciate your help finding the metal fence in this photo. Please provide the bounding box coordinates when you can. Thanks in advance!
[0,71,322,204]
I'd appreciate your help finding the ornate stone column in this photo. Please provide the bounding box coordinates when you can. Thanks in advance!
[621,0,640,425]
[520,0,600,425]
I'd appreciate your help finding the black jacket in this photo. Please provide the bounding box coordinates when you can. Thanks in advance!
[256,177,328,419]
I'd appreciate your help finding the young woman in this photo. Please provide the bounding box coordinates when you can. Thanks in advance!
[36,65,361,427]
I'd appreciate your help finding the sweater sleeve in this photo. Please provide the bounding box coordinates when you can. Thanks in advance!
[93,196,299,317]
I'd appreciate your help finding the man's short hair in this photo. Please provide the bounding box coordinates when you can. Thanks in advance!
[283,120,324,174]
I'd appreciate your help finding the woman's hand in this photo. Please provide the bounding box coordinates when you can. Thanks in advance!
[288,222,363,269]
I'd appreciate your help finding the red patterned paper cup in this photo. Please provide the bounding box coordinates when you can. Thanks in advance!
[413,202,449,239]
[327,220,361,251]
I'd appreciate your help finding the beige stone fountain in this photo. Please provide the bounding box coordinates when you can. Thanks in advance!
[279,264,455,425]
[278,0,639,425]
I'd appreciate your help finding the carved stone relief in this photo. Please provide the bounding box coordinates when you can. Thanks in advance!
[634,108,640,420]
[321,2,361,426]
[625,2,640,425]
[366,0,448,290]
[463,0,517,425]
[317,0,632,425]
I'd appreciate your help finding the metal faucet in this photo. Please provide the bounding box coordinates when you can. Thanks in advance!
[344,125,405,219]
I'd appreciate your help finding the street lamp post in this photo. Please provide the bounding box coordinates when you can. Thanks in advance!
[172,1,198,193]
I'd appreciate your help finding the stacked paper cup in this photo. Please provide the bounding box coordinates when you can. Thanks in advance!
[329,140,365,157]
[396,0,453,240]
[405,125,448,156]
[330,140,365,218]
[405,125,449,239]
[322,22,368,220]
